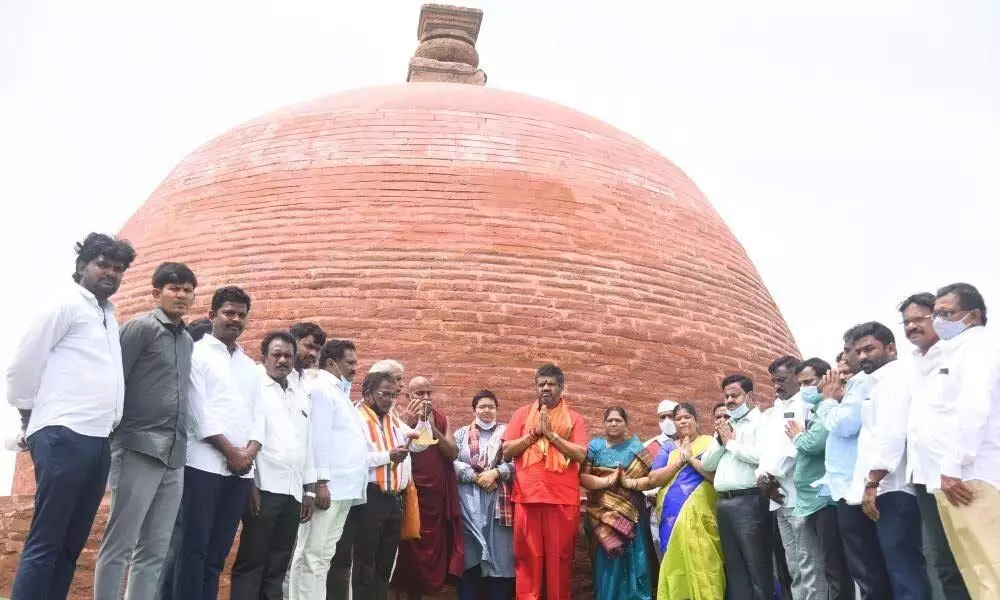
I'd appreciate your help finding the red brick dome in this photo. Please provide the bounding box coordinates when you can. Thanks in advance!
[116,82,797,435]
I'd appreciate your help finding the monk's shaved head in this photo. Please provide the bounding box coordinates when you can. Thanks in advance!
[408,376,432,393]
[408,376,433,404]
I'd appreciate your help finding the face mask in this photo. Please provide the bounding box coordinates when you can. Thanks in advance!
[475,417,497,430]
[726,402,751,420]
[933,314,971,341]
[338,378,351,396]
[801,386,822,405]
[659,419,676,437]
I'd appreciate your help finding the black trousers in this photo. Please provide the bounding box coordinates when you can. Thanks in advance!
[836,500,891,599]
[327,503,362,600]
[352,483,402,600]
[914,484,971,600]
[716,490,774,600]
[230,490,301,600]
[809,505,854,600]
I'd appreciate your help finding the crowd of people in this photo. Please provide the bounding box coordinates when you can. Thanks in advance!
[5,231,999,600]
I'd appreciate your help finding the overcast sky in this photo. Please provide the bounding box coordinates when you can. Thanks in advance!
[1,0,997,492]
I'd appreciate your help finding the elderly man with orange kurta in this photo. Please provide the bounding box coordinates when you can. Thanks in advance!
[502,363,588,600]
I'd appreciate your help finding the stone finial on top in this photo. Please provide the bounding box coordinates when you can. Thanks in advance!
[407,4,487,85]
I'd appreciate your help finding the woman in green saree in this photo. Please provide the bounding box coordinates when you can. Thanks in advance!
[624,402,725,600]
[580,406,657,600]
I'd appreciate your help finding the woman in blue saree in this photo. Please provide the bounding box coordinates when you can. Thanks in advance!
[580,406,657,600]
[624,402,725,600]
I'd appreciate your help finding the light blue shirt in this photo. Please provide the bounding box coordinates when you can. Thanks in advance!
[820,372,873,501]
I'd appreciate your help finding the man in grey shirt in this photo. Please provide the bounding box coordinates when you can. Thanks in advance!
[94,262,197,600]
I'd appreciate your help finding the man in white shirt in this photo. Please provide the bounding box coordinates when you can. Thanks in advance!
[170,286,265,600]
[913,283,1000,598]
[231,331,316,600]
[756,355,824,600]
[900,292,971,599]
[7,233,135,600]
[848,321,933,599]
[288,339,367,600]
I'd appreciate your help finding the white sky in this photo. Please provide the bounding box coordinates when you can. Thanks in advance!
[1,0,997,492]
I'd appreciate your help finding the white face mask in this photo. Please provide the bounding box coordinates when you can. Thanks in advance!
[659,418,676,437]
[932,313,972,341]
[475,417,497,430]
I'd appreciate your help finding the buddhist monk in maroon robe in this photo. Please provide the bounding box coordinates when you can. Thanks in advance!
[391,376,465,599]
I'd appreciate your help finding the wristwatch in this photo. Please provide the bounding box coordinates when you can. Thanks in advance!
[304,491,317,498]
[863,478,879,490]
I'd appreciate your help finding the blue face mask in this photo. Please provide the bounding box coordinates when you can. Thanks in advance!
[338,378,351,396]
[726,402,750,420]
[933,314,971,341]
[801,386,822,405]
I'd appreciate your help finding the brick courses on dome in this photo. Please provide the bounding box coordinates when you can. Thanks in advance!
[113,81,798,434]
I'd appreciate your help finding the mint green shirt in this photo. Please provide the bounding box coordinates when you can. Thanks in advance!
[702,407,764,492]
[791,401,835,517]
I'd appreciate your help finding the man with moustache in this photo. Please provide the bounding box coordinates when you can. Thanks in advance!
[172,286,265,600]
[893,293,970,599]
[756,356,824,600]
[7,233,136,599]
[703,373,772,600]
[392,376,464,600]
[843,321,933,600]
[911,283,1000,598]
[502,363,588,600]
[94,262,198,600]
[290,322,326,375]
[288,340,368,600]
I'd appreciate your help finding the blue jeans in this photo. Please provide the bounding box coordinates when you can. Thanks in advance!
[11,426,110,600]
[876,491,932,600]
[836,500,891,599]
[172,466,252,600]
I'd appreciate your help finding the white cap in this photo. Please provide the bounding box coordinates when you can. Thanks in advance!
[657,399,678,414]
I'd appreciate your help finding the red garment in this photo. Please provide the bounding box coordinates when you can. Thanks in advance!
[503,402,587,505]
[391,408,465,593]
[513,503,580,600]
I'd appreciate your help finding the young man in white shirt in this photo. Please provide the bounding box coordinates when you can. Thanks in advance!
[288,339,367,600]
[849,321,933,599]
[231,331,316,600]
[7,233,136,600]
[913,283,1000,598]
[171,286,265,600]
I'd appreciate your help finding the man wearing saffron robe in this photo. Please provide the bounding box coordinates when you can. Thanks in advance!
[391,376,465,599]
[502,363,588,600]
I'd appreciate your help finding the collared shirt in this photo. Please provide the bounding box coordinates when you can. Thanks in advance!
[256,369,315,501]
[307,370,368,502]
[846,359,914,502]
[756,392,805,509]
[185,334,265,478]
[361,404,426,491]
[819,373,872,501]
[703,406,764,492]
[113,308,193,468]
[909,327,1000,489]
[7,283,124,438]
[791,401,834,517]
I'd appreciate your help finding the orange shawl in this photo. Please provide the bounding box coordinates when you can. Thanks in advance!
[520,399,574,473]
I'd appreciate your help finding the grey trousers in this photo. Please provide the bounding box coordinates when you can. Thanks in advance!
[776,506,827,600]
[93,447,183,600]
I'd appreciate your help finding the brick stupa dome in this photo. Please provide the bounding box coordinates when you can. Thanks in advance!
[111,79,798,433]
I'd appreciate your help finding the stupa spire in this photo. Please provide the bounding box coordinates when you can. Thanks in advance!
[406,4,486,85]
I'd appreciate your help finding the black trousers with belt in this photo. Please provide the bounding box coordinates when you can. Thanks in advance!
[716,488,775,600]
[351,483,402,600]
[230,490,301,600]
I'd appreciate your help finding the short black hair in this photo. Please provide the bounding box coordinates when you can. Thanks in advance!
[187,318,213,342]
[471,389,498,409]
[849,321,895,347]
[768,355,801,375]
[721,374,753,393]
[318,340,357,369]
[604,405,628,423]
[713,401,727,413]
[835,351,844,362]
[290,322,327,347]
[361,371,396,398]
[151,262,197,290]
[674,402,698,420]
[261,330,297,358]
[73,233,136,282]
[842,324,865,344]
[796,357,831,378]
[210,286,251,312]
[937,282,988,325]
[898,292,935,314]
[534,363,564,386]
